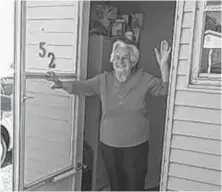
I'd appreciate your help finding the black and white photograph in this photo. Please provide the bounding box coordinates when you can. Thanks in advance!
[0,0,221,191]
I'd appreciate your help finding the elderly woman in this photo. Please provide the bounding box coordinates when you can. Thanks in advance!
[45,39,171,191]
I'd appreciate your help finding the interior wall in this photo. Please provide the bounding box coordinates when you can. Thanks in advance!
[89,1,176,189]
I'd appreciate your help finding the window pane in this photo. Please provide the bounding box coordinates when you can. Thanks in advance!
[200,11,221,74]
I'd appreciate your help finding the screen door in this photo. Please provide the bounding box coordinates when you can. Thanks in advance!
[13,1,90,191]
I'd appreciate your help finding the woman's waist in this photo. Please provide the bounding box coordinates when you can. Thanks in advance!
[101,111,150,127]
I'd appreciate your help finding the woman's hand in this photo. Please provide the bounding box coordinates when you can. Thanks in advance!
[154,40,171,82]
[45,71,62,89]
[154,40,171,69]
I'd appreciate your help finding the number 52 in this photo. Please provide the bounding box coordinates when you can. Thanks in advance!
[39,42,56,69]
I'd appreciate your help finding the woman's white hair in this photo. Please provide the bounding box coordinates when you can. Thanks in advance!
[109,40,139,66]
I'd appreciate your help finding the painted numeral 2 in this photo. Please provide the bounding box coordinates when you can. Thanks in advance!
[39,42,56,69]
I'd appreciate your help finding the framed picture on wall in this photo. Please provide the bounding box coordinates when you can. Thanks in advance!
[112,20,125,36]
[121,15,130,26]
[131,13,144,29]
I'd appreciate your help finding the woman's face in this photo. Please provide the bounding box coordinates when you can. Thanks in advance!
[112,47,133,82]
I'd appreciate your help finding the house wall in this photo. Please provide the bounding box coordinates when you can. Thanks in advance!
[162,1,222,191]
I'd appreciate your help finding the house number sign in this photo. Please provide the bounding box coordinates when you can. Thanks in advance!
[38,42,56,69]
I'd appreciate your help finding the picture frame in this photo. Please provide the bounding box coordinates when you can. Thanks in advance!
[121,15,130,26]
[111,20,125,36]
[131,13,144,29]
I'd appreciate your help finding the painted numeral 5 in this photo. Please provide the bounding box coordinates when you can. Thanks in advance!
[39,42,46,57]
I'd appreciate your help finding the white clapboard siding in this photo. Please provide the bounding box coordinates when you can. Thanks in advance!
[163,1,222,191]
[168,163,221,186]
[26,1,75,7]
[174,105,221,125]
[168,176,221,191]
[177,59,189,75]
[184,0,195,12]
[171,135,221,155]
[26,6,76,20]
[180,28,191,44]
[175,90,221,109]
[178,44,189,60]
[27,20,75,33]
[170,148,221,170]
[172,120,221,141]
[182,12,193,28]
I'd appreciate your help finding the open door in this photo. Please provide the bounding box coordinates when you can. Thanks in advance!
[13,1,90,191]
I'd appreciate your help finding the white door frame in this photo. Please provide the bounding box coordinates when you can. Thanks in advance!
[13,1,91,191]
[159,1,184,190]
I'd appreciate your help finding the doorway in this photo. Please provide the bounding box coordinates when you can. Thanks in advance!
[82,1,176,191]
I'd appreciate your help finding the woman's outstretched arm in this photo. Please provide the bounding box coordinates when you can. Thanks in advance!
[45,71,101,97]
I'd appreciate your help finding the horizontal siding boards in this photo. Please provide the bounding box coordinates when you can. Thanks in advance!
[182,12,193,28]
[168,163,221,186]
[26,20,75,33]
[26,1,75,7]
[183,0,196,12]
[178,44,189,60]
[174,105,221,124]
[177,59,189,75]
[170,148,221,171]
[175,90,221,110]
[165,1,222,190]
[171,135,221,155]
[172,120,221,141]
[168,176,221,191]
[26,5,77,20]
[180,28,191,44]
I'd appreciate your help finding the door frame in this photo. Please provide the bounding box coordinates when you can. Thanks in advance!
[13,1,91,191]
[159,0,184,191]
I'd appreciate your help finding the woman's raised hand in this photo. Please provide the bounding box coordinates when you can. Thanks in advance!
[45,71,62,89]
[154,40,171,69]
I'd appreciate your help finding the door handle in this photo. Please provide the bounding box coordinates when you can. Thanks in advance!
[51,162,87,183]
[51,169,77,183]
[22,94,35,102]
